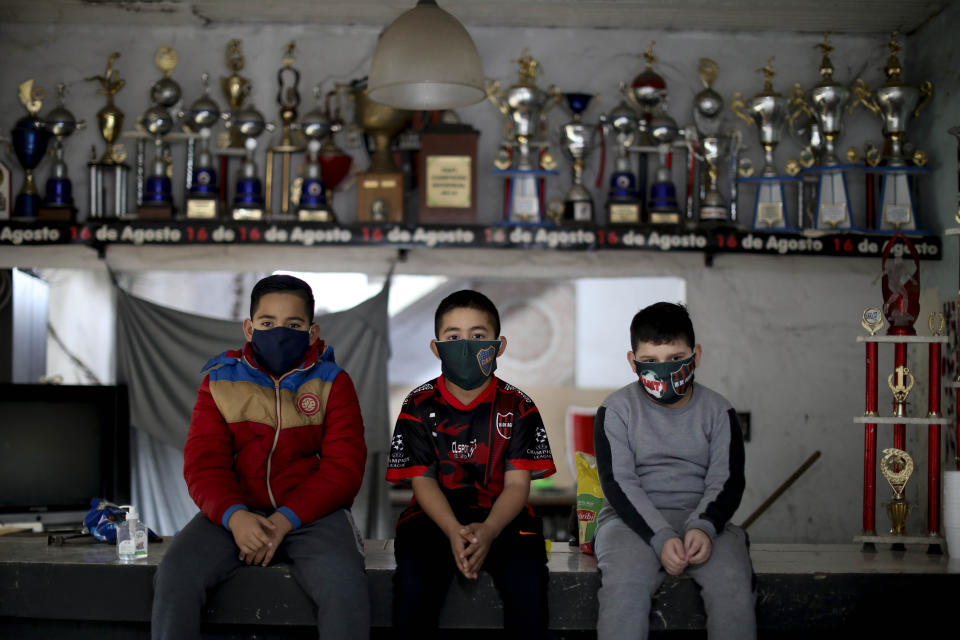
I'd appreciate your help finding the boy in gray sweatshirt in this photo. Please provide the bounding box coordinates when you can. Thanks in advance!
[593,302,755,640]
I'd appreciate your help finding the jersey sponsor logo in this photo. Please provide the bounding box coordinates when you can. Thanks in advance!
[496,412,514,439]
[671,361,695,394]
[639,371,667,398]
[296,392,321,416]
[437,422,472,436]
[476,345,497,376]
[450,438,478,460]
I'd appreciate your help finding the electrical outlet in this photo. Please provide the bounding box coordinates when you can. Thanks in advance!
[737,411,751,442]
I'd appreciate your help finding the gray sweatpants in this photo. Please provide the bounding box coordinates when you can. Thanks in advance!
[151,509,370,640]
[594,510,756,640]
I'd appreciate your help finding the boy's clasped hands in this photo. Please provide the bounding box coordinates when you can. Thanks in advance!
[228,510,293,566]
[660,528,712,576]
[448,520,496,580]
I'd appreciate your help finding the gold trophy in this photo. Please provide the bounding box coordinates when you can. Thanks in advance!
[880,447,914,535]
[888,365,914,418]
[220,39,252,150]
[928,311,945,337]
[353,79,413,223]
[85,53,129,218]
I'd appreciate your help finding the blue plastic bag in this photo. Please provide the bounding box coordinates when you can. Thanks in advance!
[82,498,160,544]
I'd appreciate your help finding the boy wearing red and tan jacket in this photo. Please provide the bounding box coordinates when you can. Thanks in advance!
[152,275,369,640]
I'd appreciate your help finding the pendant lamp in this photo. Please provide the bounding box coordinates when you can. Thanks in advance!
[367,0,485,110]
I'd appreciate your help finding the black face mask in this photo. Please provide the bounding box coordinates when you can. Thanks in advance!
[635,354,696,404]
[251,327,311,377]
[435,339,501,390]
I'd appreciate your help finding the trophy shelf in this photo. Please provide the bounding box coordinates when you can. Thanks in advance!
[853,533,944,546]
[856,336,948,343]
[853,417,950,424]
[0,219,944,261]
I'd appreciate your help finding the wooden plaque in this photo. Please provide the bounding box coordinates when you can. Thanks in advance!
[418,124,478,225]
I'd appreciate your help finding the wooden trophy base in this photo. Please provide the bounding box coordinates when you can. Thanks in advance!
[138,205,175,220]
[418,124,478,225]
[37,206,75,222]
[186,198,219,220]
[357,171,403,223]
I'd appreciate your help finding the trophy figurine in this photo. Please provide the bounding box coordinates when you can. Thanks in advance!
[880,447,914,535]
[86,53,129,218]
[600,98,642,224]
[793,35,854,229]
[693,59,733,225]
[487,50,561,224]
[732,57,790,229]
[10,80,51,219]
[852,32,933,230]
[558,92,599,223]
[297,86,336,223]
[353,78,413,223]
[266,42,305,220]
[888,365,914,418]
[220,40,252,150]
[229,105,271,220]
[181,73,222,219]
[40,83,85,220]
[881,232,921,336]
[137,47,181,218]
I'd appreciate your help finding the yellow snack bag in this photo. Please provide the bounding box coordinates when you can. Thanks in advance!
[575,451,605,554]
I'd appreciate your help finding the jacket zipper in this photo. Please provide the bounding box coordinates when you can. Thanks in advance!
[250,353,316,510]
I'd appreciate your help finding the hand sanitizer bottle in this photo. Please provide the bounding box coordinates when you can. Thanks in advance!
[117,505,148,562]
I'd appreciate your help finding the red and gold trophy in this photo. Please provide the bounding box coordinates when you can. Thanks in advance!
[880,447,914,535]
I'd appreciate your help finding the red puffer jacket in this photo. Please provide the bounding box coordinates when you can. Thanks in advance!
[183,340,366,530]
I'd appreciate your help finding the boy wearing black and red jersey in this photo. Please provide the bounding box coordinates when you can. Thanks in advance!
[386,289,556,638]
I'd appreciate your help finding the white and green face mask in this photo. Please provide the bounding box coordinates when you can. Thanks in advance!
[436,339,501,390]
[635,354,696,404]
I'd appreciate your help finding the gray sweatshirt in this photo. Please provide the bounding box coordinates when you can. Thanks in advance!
[595,381,745,557]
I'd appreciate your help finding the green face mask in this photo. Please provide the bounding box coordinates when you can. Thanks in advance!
[435,339,501,390]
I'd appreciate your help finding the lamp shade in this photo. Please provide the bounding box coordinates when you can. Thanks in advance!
[367,0,485,110]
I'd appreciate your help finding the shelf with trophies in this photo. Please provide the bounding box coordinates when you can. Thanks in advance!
[853,233,950,551]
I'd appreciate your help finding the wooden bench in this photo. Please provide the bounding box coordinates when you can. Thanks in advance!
[1,536,958,637]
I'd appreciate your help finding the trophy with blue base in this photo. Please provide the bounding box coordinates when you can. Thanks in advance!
[10,80,51,219]
[732,58,793,230]
[230,106,271,220]
[851,33,932,231]
[600,99,642,224]
[297,87,336,223]
[693,59,735,226]
[39,83,84,221]
[487,50,560,224]
[182,73,222,219]
[136,47,181,219]
[558,92,600,223]
[792,35,855,229]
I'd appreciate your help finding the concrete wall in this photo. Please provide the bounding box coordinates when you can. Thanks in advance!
[5,17,956,544]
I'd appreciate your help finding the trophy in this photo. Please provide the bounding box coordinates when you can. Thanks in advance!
[557,92,600,223]
[693,59,733,225]
[181,72,222,219]
[38,83,85,221]
[137,47,181,219]
[417,114,480,225]
[861,307,884,336]
[297,86,336,222]
[888,366,914,418]
[266,42,305,220]
[353,79,413,223]
[626,42,667,147]
[487,50,560,224]
[86,53,129,218]
[220,40,252,150]
[229,105,270,220]
[880,447,914,535]
[600,100,642,224]
[316,84,354,208]
[10,80,51,219]
[852,32,933,230]
[881,232,920,336]
[792,35,854,228]
[732,57,790,229]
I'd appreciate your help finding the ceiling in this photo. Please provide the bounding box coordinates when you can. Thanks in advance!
[0,0,949,34]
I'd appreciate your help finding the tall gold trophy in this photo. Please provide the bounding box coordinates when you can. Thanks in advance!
[86,53,129,218]
[265,42,305,220]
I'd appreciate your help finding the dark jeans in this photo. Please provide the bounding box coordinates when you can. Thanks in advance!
[392,505,549,640]
[151,509,369,640]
